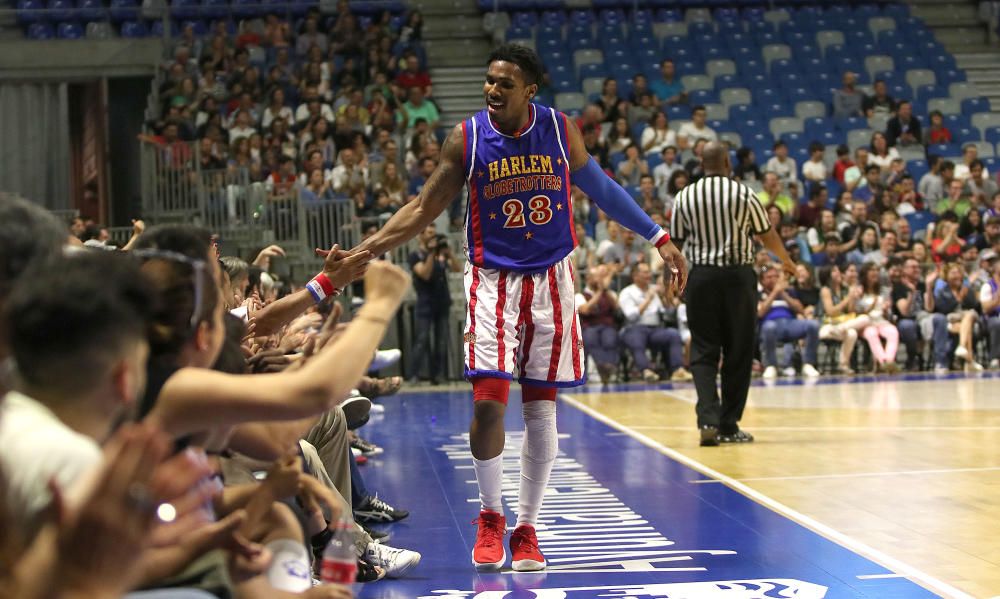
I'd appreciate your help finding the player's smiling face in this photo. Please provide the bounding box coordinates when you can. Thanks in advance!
[484,60,536,128]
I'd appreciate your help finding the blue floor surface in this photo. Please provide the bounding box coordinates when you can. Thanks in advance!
[356,388,941,599]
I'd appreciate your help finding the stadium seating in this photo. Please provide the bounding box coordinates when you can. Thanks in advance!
[503,1,998,167]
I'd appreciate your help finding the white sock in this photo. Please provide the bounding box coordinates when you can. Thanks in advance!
[472,453,505,513]
[517,401,557,528]
[264,539,312,592]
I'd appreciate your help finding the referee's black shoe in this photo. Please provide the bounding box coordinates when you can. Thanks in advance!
[718,429,755,444]
[699,425,719,447]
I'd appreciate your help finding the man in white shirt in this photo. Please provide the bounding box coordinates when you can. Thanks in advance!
[618,263,692,382]
[654,145,683,202]
[801,142,827,186]
[953,143,989,182]
[295,86,337,126]
[0,251,153,540]
[327,147,369,195]
[764,141,799,192]
[677,105,718,150]
[227,109,257,144]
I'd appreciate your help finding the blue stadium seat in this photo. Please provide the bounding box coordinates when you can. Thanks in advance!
[46,0,75,21]
[170,0,198,20]
[952,127,981,144]
[653,7,682,23]
[107,0,137,21]
[198,0,224,20]
[689,89,719,104]
[907,159,928,181]
[985,127,1000,146]
[927,143,960,157]
[119,19,147,37]
[935,68,966,87]
[16,0,44,24]
[539,10,565,26]
[77,0,102,21]
[578,63,607,79]
[665,104,688,121]
[150,18,178,36]
[761,102,793,120]
[961,97,990,116]
[835,116,867,132]
[27,21,55,37]
[56,20,82,37]
[904,211,935,235]
[944,114,972,131]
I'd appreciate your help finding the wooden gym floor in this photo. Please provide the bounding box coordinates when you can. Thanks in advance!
[563,372,1000,598]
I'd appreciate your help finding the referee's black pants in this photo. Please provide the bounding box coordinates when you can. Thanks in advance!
[684,265,758,434]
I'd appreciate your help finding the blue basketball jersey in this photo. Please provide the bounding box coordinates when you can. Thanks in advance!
[461,103,578,273]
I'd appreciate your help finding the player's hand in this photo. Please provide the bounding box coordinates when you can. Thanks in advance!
[317,244,372,287]
[656,241,687,294]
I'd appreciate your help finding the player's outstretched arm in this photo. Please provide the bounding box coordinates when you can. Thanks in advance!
[564,116,687,291]
[354,123,468,258]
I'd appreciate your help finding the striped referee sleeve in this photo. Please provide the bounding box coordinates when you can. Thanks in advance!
[745,188,771,235]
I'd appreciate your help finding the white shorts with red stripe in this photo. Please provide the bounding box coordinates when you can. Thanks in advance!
[463,254,586,387]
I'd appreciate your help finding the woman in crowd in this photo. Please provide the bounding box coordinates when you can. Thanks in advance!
[807,209,841,255]
[868,132,899,174]
[794,264,820,318]
[607,117,635,154]
[640,112,676,156]
[930,217,964,264]
[663,169,688,213]
[847,225,880,265]
[856,262,900,372]
[934,262,983,371]
[958,207,985,246]
[817,265,869,374]
[262,87,294,130]
[733,146,762,184]
[597,78,624,124]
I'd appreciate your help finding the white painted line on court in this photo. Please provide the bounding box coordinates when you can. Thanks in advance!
[857,573,907,580]
[560,394,976,599]
[688,466,1000,483]
[632,425,1000,432]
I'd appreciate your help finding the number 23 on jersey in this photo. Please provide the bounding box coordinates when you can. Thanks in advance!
[502,195,554,228]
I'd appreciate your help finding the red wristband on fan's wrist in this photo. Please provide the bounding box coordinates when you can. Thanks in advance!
[306,272,338,303]
[654,232,671,248]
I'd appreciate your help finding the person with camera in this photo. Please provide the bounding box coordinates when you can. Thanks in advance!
[408,224,461,384]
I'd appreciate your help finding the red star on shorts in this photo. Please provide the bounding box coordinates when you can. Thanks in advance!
[525,231,534,240]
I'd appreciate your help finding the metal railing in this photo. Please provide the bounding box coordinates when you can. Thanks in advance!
[139,140,361,278]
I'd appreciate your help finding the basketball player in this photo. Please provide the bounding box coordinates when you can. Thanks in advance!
[349,44,686,571]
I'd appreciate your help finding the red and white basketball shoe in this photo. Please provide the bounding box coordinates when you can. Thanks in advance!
[471,510,507,571]
[510,524,546,571]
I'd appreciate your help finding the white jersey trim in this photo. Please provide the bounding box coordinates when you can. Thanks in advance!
[550,107,569,165]
[466,117,478,182]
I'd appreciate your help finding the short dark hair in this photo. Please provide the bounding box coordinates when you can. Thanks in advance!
[691,104,706,115]
[927,154,940,169]
[809,141,824,154]
[970,159,984,170]
[0,197,65,301]
[836,144,849,156]
[940,160,956,172]
[487,44,543,86]
[773,140,787,150]
[5,251,156,393]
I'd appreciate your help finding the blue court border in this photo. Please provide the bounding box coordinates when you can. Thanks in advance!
[353,383,974,598]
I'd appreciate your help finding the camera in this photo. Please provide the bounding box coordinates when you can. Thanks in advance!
[434,234,450,253]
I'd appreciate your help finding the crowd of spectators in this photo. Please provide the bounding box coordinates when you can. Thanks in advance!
[566,62,1000,383]
[139,1,459,229]
[1,196,429,599]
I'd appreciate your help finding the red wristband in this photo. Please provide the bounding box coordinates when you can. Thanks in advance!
[654,232,671,248]
[306,272,339,303]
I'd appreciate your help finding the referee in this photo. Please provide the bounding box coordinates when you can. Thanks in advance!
[670,142,797,447]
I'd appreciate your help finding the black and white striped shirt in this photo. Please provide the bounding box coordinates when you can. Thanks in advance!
[669,175,770,267]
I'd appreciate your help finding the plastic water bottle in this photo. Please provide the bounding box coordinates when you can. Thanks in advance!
[320,520,357,584]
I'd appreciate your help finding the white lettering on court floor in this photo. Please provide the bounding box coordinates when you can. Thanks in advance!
[439,432,737,573]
